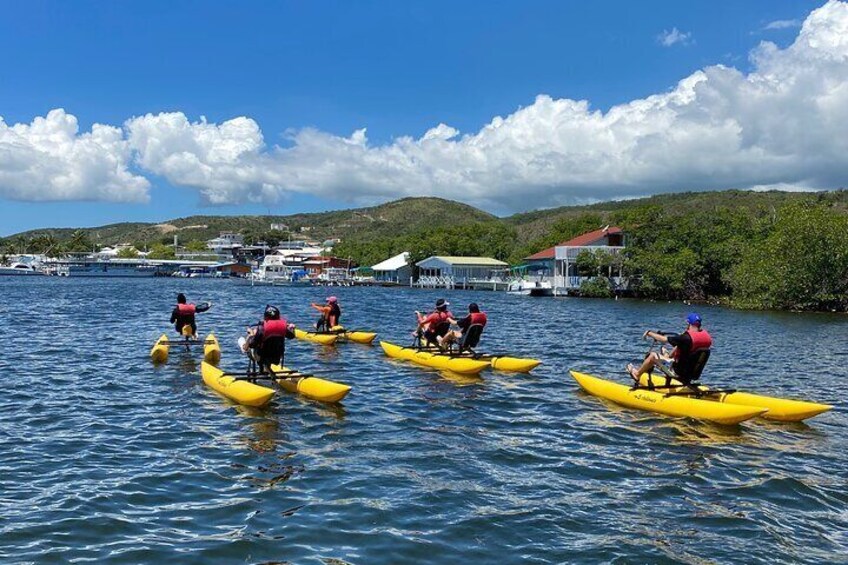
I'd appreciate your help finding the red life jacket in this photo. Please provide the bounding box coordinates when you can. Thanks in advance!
[177,303,196,315]
[688,328,713,352]
[673,328,713,359]
[263,318,289,338]
[427,311,450,327]
[469,312,488,327]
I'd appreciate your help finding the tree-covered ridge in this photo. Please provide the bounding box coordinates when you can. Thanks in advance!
[3,190,847,311]
[2,197,496,249]
[335,191,848,312]
[507,189,848,244]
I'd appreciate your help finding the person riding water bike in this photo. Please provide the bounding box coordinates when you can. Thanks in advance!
[628,313,713,386]
[311,296,341,331]
[415,298,455,347]
[170,293,211,339]
[241,305,296,373]
[442,303,488,350]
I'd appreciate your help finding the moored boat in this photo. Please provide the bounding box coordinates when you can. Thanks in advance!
[570,371,768,425]
[0,262,44,276]
[506,279,553,297]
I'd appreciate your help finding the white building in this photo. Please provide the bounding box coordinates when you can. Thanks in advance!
[551,226,626,293]
[415,256,508,288]
[207,233,244,255]
[95,244,144,258]
[371,252,411,285]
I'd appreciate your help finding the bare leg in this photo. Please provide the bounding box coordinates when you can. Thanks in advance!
[439,331,458,351]
[628,352,659,380]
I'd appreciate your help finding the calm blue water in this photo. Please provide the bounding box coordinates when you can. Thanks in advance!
[0,278,845,564]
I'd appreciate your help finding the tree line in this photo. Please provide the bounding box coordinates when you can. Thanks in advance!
[4,195,846,312]
[0,231,214,261]
[336,197,848,312]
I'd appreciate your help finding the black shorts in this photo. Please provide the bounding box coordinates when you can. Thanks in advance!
[671,363,695,385]
[423,330,440,345]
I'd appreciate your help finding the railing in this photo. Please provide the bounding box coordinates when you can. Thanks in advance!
[554,275,626,290]
[554,245,625,260]
[416,275,456,288]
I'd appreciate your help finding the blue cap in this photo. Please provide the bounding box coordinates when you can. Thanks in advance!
[686,313,702,326]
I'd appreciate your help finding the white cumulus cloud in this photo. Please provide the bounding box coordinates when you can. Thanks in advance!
[657,27,693,47]
[126,112,268,204]
[0,109,149,202]
[120,0,848,212]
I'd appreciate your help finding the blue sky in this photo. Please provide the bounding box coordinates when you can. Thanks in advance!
[0,0,838,235]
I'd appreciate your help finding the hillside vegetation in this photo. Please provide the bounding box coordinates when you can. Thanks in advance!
[3,190,847,311]
[3,197,496,248]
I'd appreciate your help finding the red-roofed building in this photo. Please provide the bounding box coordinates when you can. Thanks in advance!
[526,227,624,263]
[525,226,626,294]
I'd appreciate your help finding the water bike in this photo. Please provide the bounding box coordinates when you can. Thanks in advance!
[150,329,221,365]
[293,326,377,345]
[570,338,831,425]
[380,324,541,375]
[199,337,351,407]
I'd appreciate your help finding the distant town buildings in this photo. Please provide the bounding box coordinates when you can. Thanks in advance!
[206,233,244,255]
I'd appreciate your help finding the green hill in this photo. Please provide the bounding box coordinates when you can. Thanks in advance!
[5,189,846,311]
[4,189,847,254]
[3,197,497,247]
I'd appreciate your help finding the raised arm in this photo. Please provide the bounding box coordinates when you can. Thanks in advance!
[643,330,670,344]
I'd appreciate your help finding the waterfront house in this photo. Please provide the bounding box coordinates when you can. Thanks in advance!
[371,252,411,285]
[415,256,508,288]
[302,256,355,279]
[528,226,626,294]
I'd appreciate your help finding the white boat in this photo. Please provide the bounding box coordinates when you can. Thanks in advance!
[506,265,554,296]
[43,258,159,277]
[238,255,312,286]
[314,267,353,286]
[506,279,553,297]
[0,262,44,276]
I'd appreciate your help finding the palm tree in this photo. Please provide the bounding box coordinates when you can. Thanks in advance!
[12,236,28,254]
[66,230,95,253]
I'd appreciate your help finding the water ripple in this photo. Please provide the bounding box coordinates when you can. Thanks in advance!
[0,279,844,564]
